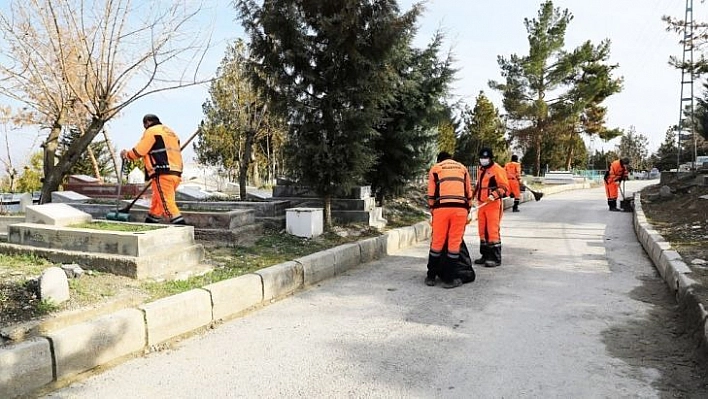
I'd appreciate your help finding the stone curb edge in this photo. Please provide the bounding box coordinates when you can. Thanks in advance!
[1,222,434,398]
[0,181,592,398]
[633,193,708,351]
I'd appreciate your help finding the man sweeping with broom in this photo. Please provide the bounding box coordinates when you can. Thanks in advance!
[120,114,187,225]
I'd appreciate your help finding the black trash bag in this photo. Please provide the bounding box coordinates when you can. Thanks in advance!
[434,239,476,283]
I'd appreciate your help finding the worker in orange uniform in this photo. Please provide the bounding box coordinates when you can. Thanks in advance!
[473,148,509,267]
[426,151,474,289]
[604,157,630,212]
[504,154,522,212]
[120,114,186,225]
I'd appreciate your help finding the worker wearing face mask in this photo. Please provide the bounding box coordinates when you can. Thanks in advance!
[473,147,509,267]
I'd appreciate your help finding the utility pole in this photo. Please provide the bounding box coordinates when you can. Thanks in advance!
[676,0,696,170]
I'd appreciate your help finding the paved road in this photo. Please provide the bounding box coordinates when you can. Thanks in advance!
[46,181,708,398]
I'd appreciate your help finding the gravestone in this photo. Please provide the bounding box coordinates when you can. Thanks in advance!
[25,203,92,226]
[51,191,91,204]
[68,175,100,184]
[176,186,209,201]
[18,192,34,212]
[39,266,70,304]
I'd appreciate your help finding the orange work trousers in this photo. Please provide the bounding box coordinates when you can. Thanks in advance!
[477,199,503,244]
[430,207,468,255]
[149,174,182,220]
[604,180,619,200]
[508,178,521,199]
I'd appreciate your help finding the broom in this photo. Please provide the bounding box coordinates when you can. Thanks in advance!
[520,182,544,201]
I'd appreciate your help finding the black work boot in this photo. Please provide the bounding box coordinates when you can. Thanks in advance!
[442,278,462,289]
[608,199,620,212]
[170,215,187,225]
[484,244,502,267]
[512,199,520,212]
[426,252,441,286]
[145,214,161,224]
[474,243,488,265]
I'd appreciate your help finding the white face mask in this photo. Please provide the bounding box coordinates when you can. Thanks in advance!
[479,158,490,166]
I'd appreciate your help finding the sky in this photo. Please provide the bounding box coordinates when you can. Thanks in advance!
[0,0,698,175]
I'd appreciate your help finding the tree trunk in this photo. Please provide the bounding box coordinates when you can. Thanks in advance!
[534,135,542,177]
[87,146,102,182]
[40,123,62,203]
[565,137,575,171]
[40,118,105,203]
[324,194,332,229]
[564,129,578,170]
[102,129,119,181]
[238,129,256,200]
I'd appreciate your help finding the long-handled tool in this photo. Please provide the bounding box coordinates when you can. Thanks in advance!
[619,180,634,212]
[520,182,544,201]
[467,202,489,224]
[106,161,129,221]
[105,129,200,221]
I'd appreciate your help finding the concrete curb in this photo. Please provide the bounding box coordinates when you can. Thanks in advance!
[633,193,708,350]
[0,221,431,398]
[0,182,593,398]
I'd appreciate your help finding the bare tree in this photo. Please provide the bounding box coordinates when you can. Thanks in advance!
[0,0,213,202]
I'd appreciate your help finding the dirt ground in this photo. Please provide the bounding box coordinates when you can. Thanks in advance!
[640,177,708,313]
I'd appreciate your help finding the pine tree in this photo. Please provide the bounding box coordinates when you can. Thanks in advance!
[455,92,507,167]
[490,1,622,175]
[616,126,650,171]
[366,31,456,205]
[237,0,420,226]
[650,127,679,172]
[196,40,285,199]
[59,127,114,180]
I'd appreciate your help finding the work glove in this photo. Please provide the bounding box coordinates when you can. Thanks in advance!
[485,195,495,203]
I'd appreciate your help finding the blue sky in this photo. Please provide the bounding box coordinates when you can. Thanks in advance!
[0,0,697,171]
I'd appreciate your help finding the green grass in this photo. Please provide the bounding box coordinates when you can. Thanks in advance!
[35,299,60,315]
[0,253,53,277]
[68,275,117,303]
[69,221,162,232]
[140,228,379,299]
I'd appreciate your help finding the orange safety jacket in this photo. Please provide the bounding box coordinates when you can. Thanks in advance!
[126,124,183,179]
[427,159,473,210]
[474,162,509,202]
[504,161,521,181]
[604,159,628,183]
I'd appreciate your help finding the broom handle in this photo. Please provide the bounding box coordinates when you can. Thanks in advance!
[119,129,200,212]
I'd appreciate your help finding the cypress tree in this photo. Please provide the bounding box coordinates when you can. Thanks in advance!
[237,0,421,227]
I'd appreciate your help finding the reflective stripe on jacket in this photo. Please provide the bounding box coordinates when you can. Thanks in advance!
[427,159,473,209]
[474,162,509,202]
[127,124,183,179]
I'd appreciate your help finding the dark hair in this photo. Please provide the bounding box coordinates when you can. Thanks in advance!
[511,154,518,162]
[437,151,452,163]
[620,157,630,166]
[142,114,161,127]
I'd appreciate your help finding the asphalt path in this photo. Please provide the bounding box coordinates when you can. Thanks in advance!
[45,181,708,398]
